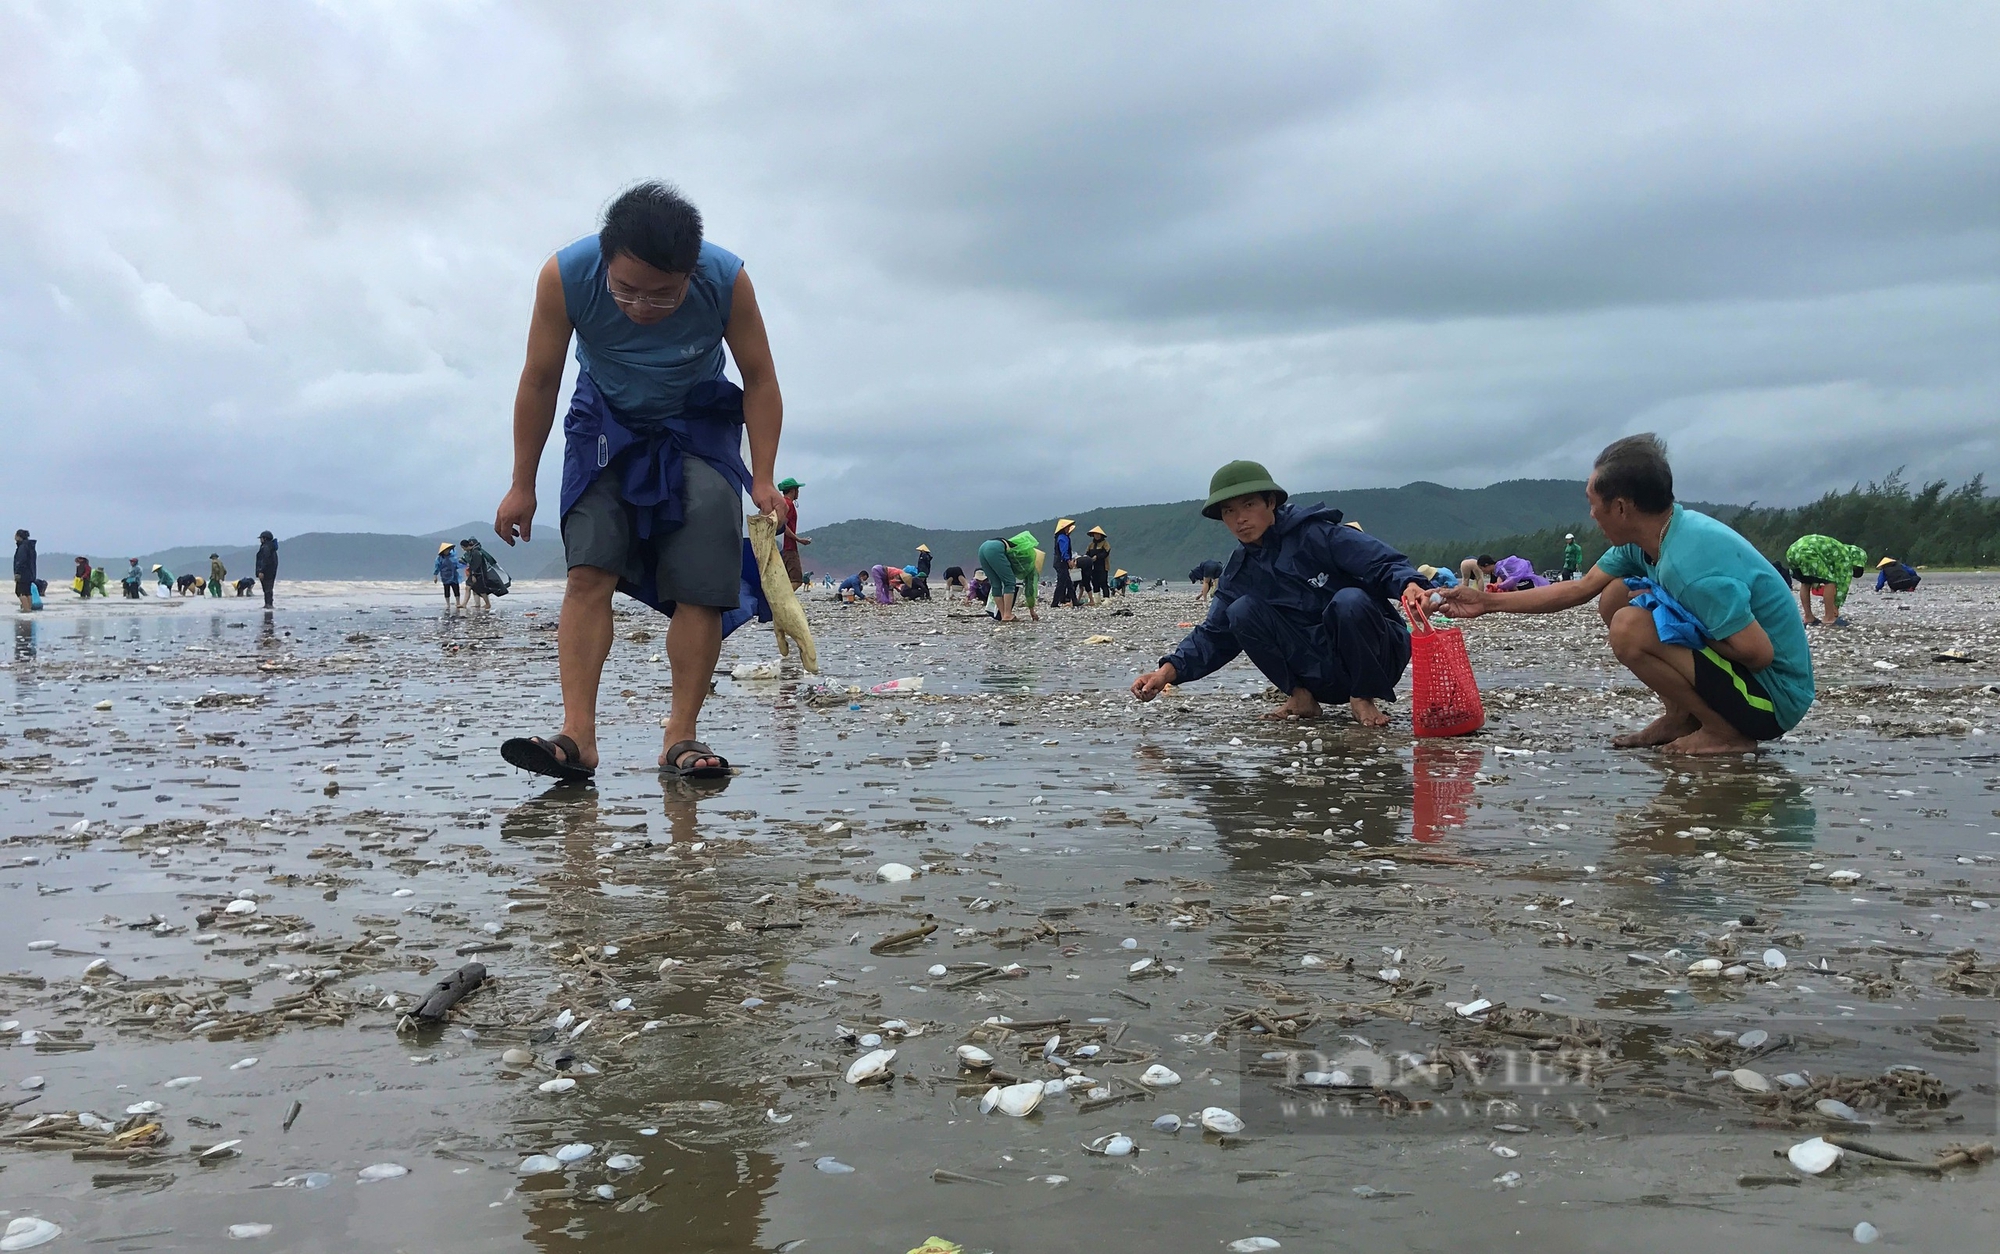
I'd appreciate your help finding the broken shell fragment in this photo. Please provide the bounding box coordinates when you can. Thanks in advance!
[1687,958,1724,976]
[844,1048,897,1084]
[1200,1107,1245,1135]
[227,1224,273,1241]
[1139,1064,1181,1088]
[876,863,915,883]
[357,1163,408,1182]
[1787,1137,1842,1175]
[1084,1133,1135,1156]
[1815,1098,1864,1122]
[1152,1114,1182,1133]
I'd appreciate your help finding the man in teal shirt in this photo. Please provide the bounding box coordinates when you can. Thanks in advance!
[1438,434,1813,754]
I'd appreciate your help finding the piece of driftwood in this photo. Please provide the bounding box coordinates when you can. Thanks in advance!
[409,963,486,1022]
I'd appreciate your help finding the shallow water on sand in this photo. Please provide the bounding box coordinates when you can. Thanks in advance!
[2,579,1998,1252]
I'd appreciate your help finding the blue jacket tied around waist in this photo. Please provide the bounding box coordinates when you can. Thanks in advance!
[559,370,770,636]
[1622,576,1707,650]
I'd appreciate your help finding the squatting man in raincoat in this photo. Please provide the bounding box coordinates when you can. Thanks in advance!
[1436,434,1814,755]
[1131,461,1435,727]
[490,181,785,784]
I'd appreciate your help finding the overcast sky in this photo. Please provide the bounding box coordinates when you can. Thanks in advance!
[5,2,1998,553]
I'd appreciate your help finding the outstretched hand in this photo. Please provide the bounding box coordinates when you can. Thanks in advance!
[1433,584,1491,619]
[1131,663,1176,702]
[1400,580,1434,630]
[494,486,536,546]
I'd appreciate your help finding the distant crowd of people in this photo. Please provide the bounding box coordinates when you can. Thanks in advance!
[13,529,279,610]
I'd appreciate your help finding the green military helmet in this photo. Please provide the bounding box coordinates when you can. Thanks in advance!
[1202,460,1287,520]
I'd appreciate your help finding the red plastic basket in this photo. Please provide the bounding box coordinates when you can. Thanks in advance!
[1407,615,1485,738]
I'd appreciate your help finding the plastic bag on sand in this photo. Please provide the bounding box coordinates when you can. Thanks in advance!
[1407,614,1484,738]
[746,513,818,673]
[871,677,923,695]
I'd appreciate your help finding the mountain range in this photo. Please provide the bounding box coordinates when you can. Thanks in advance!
[34,478,1736,585]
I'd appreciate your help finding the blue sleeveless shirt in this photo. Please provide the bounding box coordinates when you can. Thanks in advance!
[556,235,743,430]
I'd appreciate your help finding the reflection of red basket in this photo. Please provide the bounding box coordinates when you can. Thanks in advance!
[1408,616,1485,738]
[1411,742,1483,842]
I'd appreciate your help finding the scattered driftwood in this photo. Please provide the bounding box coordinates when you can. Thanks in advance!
[405,962,486,1024]
[870,921,938,954]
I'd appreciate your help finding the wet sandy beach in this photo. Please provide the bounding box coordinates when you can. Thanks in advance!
[3,576,1998,1252]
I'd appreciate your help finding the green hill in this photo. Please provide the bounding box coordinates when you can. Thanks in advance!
[796,479,1613,582]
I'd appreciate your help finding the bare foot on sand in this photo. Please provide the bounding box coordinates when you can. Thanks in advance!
[1348,696,1391,728]
[1662,726,1757,755]
[1262,688,1324,720]
[1612,712,1698,749]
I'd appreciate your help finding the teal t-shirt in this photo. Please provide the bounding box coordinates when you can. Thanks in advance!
[1596,505,1815,731]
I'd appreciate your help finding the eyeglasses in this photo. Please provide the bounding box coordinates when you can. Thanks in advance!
[607,276,691,312]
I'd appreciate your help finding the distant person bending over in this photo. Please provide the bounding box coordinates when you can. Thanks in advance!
[868,564,909,604]
[942,565,966,594]
[1437,434,1814,755]
[89,565,107,597]
[1132,461,1433,727]
[233,577,256,596]
[1491,555,1547,591]
[1874,557,1920,593]
[434,543,464,606]
[1188,558,1223,600]
[913,544,932,597]
[1417,563,1458,589]
[14,530,37,612]
[976,530,1042,623]
[255,531,278,608]
[1561,533,1584,581]
[1458,554,1497,588]
[491,183,784,783]
[778,478,809,589]
[1784,534,1867,627]
[152,564,174,595]
[836,570,867,602]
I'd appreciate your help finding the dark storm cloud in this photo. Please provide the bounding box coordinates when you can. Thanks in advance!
[2,2,1997,553]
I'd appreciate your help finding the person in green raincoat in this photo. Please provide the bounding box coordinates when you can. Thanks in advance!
[1783,534,1867,627]
[152,564,174,593]
[976,530,1043,623]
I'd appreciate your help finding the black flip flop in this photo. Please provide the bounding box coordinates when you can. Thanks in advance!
[501,734,595,785]
[662,739,731,780]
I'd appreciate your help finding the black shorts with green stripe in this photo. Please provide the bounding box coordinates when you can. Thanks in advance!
[1691,647,1785,741]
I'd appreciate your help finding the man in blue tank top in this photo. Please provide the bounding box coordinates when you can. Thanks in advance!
[493,182,786,785]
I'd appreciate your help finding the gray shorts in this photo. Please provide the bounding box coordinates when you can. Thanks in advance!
[562,458,743,608]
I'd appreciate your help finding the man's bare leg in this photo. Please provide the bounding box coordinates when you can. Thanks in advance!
[1796,584,1814,623]
[659,604,723,771]
[554,565,619,771]
[1348,696,1390,727]
[1606,605,1756,754]
[1263,687,1324,720]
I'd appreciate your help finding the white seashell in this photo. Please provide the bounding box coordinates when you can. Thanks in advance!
[858,1033,883,1048]
[606,1153,641,1170]
[1153,1114,1182,1133]
[390,889,414,898]
[1377,969,1401,982]
[517,1155,561,1174]
[1687,958,1723,976]
[814,1156,855,1173]
[125,1100,164,1115]
[1723,965,1749,979]
[84,958,109,975]
[593,1184,616,1200]
[1737,1030,1769,1050]
[1121,938,1138,949]
[1853,1221,1879,1244]
[198,1140,243,1159]
[1491,1144,1519,1158]
[610,998,632,1011]
[164,1075,201,1089]
[552,1009,575,1030]
[225,900,258,915]
[1075,1044,1100,1059]
[1043,1079,1068,1096]
[227,1224,273,1240]
[1827,870,1861,884]
[554,1142,594,1163]
[1776,1073,1809,1089]
[1139,1064,1181,1088]
[1494,1170,1522,1187]
[600,945,619,957]
[1299,955,1325,968]
[1227,1240,1281,1253]
[20,1076,43,1090]
[1043,1034,1062,1059]
[1200,1107,1245,1135]
[1129,957,1154,974]
[1092,1133,1135,1156]
[1816,1098,1864,1122]
[844,1048,897,1084]
[876,863,915,883]
[1731,1068,1771,1094]
[988,1081,1044,1117]
[357,1162,408,1182]
[1788,1137,1842,1174]
[538,1077,577,1094]
[26,941,58,951]
[928,964,948,977]
[766,1108,792,1124]
[230,1057,259,1070]
[1763,948,1787,969]
[2,1218,64,1251]
[956,1045,994,1068]
[1456,998,1493,1018]
[502,1048,532,1066]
